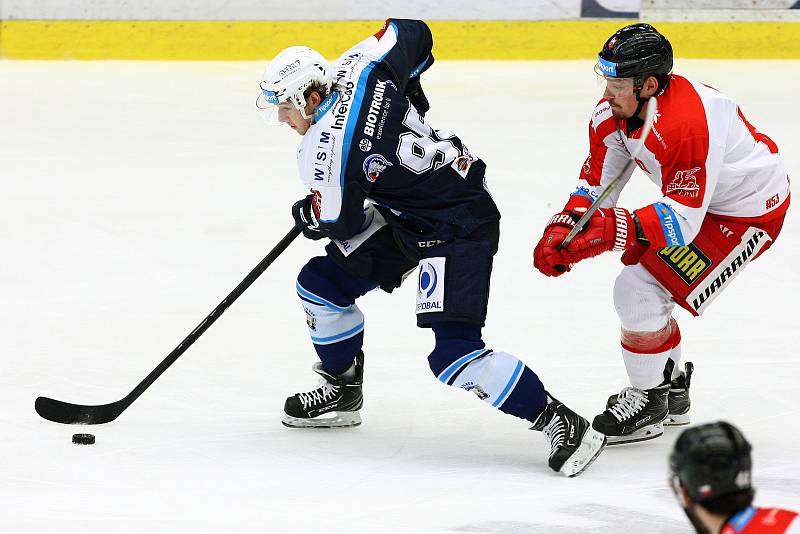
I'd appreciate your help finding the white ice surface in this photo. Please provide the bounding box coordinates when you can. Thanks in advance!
[1,59,799,534]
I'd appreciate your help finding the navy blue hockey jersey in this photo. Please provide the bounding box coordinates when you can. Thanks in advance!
[295,19,499,251]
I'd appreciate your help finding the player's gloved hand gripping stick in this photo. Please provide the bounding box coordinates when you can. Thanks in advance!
[559,96,658,249]
[35,225,302,424]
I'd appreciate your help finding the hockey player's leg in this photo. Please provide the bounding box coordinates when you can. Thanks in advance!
[428,322,605,477]
[283,256,378,428]
[530,395,607,477]
[665,361,693,426]
[593,265,677,444]
[656,321,693,426]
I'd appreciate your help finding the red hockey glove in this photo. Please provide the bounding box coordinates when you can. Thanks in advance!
[533,209,584,277]
[562,207,637,264]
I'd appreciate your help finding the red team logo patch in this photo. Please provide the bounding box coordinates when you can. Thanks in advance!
[666,167,701,198]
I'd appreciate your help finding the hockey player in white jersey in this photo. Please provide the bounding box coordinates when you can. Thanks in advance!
[258,19,605,476]
[533,24,790,445]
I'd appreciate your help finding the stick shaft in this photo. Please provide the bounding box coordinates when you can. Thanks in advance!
[35,225,302,424]
[560,97,658,248]
[122,225,302,407]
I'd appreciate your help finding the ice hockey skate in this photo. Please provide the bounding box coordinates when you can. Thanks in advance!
[665,362,693,426]
[605,361,694,428]
[593,381,669,445]
[530,395,607,477]
[282,351,364,428]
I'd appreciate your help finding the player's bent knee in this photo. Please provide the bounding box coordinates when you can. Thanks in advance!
[427,322,485,376]
[621,318,676,353]
[436,349,528,409]
[296,260,365,347]
[427,322,545,419]
[297,256,378,305]
[614,266,672,331]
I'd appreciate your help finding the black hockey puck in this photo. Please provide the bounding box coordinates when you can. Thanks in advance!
[72,433,95,445]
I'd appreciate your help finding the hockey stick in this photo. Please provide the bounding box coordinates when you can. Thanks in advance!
[559,96,658,248]
[35,225,303,425]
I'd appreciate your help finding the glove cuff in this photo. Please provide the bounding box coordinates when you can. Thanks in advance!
[611,208,635,252]
[564,193,593,214]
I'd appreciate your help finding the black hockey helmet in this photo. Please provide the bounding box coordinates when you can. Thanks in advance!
[596,23,673,93]
[669,422,754,504]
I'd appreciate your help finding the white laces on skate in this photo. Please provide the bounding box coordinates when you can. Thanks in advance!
[298,379,340,409]
[609,387,647,422]
[542,414,566,457]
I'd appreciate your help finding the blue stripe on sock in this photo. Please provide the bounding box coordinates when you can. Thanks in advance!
[447,352,491,386]
[437,349,490,384]
[295,282,350,312]
[492,360,524,408]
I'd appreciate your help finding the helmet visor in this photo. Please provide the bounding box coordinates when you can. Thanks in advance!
[256,82,312,127]
[256,82,283,125]
[595,66,636,98]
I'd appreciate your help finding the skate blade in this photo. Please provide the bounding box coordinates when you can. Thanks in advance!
[606,422,664,446]
[664,412,690,426]
[282,411,362,429]
[561,428,608,478]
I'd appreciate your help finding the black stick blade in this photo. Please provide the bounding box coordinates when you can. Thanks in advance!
[35,396,126,425]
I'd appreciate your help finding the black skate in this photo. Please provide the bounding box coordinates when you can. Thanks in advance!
[530,396,607,477]
[593,382,669,445]
[282,351,364,428]
[605,362,694,427]
[665,362,693,426]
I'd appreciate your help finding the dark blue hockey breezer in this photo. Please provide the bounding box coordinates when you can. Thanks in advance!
[261,19,605,476]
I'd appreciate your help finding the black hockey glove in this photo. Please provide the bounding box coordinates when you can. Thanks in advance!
[291,194,324,240]
[406,78,430,116]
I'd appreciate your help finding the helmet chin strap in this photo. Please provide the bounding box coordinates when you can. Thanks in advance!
[632,91,648,118]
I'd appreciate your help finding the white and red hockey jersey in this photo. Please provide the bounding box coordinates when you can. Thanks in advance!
[722,506,800,534]
[568,75,790,248]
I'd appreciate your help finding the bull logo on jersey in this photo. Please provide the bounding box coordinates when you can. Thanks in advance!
[362,154,392,182]
[666,166,701,198]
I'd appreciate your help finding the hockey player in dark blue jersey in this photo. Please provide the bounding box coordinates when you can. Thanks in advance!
[257,19,605,476]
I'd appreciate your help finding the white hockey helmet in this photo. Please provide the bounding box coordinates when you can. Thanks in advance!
[258,46,332,120]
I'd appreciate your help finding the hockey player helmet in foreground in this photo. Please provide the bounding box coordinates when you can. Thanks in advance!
[670,422,798,533]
